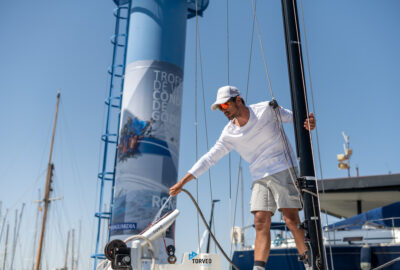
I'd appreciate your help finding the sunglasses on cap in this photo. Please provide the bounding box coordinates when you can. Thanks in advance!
[218,96,238,110]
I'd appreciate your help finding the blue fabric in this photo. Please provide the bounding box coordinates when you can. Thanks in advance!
[327,202,400,230]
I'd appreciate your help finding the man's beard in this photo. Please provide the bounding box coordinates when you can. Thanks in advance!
[224,110,239,120]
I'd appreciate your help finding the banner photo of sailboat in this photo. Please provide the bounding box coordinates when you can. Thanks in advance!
[111,60,183,241]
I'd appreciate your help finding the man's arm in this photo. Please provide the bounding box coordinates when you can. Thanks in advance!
[169,134,232,197]
[169,172,194,196]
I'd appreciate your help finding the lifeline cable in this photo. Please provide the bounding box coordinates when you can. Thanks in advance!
[372,256,400,270]
[181,188,240,270]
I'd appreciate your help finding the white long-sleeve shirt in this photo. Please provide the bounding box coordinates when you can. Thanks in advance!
[188,101,297,182]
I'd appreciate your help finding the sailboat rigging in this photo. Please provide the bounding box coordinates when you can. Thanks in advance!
[281,0,327,268]
[94,1,400,270]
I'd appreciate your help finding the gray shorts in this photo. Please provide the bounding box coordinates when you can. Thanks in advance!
[250,167,302,214]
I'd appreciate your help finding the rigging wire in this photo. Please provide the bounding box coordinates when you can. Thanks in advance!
[230,0,256,255]
[7,169,47,211]
[298,0,335,268]
[245,0,256,102]
[248,0,302,198]
[271,106,302,198]
[251,0,275,100]
[194,0,202,253]
[225,0,235,258]
[289,0,328,266]
[197,24,218,253]
[59,101,91,215]
[245,1,329,267]
[248,0,304,206]
[249,0,304,227]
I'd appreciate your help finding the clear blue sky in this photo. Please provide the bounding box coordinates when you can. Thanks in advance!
[0,1,399,270]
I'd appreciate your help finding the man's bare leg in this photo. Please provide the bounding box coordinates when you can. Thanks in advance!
[253,211,272,267]
[281,208,307,255]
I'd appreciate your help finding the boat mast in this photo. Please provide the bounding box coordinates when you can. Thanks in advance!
[3,224,9,270]
[64,230,70,270]
[34,92,60,270]
[280,1,327,269]
[71,229,75,270]
[10,203,25,270]
[32,190,41,270]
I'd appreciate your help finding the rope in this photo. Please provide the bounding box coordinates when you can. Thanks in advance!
[251,0,275,100]
[197,12,217,253]
[289,0,327,266]
[297,0,334,268]
[226,0,230,85]
[245,0,256,102]
[270,105,302,204]
[226,0,235,257]
[372,256,400,270]
[245,0,327,267]
[230,0,256,257]
[194,0,201,253]
[232,2,256,255]
[230,161,242,257]
[249,1,303,202]
[182,189,240,270]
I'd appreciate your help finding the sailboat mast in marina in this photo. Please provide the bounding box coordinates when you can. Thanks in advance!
[34,92,60,270]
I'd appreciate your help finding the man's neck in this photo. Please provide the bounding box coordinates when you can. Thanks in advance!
[233,106,250,127]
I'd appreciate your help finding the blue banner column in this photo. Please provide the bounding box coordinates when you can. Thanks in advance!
[110,0,208,264]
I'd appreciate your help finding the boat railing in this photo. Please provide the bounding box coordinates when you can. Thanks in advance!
[324,217,400,232]
[270,217,400,247]
[323,217,400,245]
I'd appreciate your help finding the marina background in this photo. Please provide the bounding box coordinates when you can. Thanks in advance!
[0,0,399,269]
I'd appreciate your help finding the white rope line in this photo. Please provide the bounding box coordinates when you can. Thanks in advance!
[302,189,317,198]
[231,165,242,254]
[298,0,334,268]
[226,0,230,85]
[245,0,256,102]
[194,0,201,253]
[225,0,238,258]
[289,0,328,266]
[251,0,275,100]
[196,10,218,253]
[311,195,322,270]
[230,0,255,256]
[249,0,303,207]
[271,106,303,208]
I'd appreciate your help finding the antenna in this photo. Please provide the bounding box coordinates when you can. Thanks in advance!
[337,131,353,177]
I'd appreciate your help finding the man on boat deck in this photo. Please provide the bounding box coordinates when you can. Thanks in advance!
[169,85,315,270]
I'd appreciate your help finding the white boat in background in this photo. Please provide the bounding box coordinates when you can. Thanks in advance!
[232,173,400,270]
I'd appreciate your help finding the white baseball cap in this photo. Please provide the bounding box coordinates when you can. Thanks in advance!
[211,85,241,110]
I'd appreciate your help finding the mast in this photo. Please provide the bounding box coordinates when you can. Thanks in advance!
[71,229,75,270]
[11,203,25,270]
[0,209,7,246]
[32,190,41,270]
[3,224,9,270]
[64,230,70,270]
[76,220,81,270]
[34,92,60,270]
[280,1,327,269]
